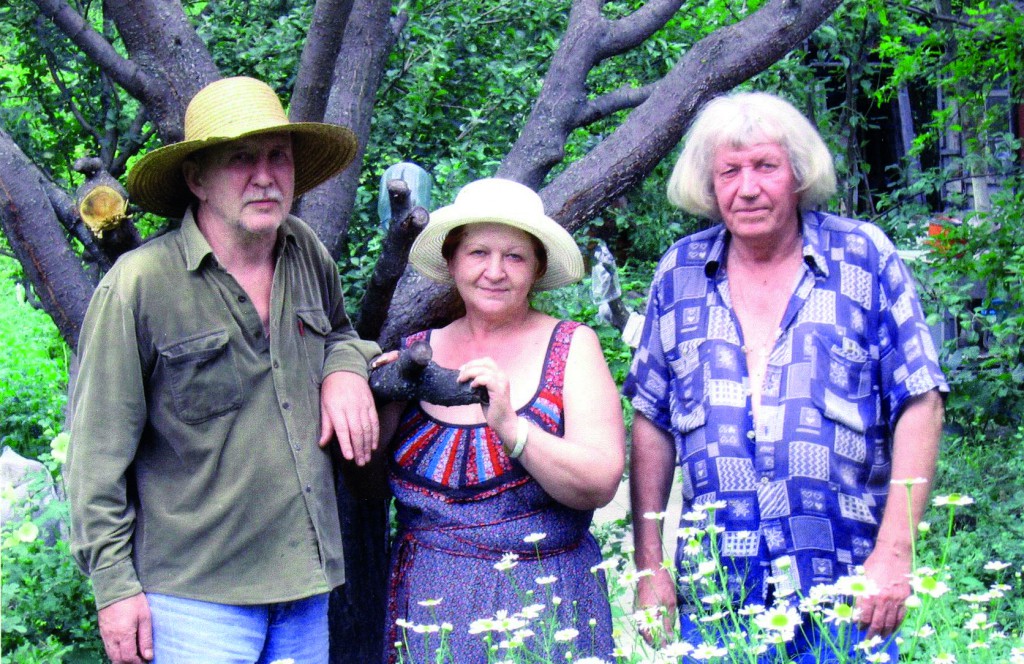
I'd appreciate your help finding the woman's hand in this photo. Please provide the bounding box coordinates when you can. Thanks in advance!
[457,357,517,449]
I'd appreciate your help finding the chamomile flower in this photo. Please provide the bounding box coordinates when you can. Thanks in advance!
[910,573,951,598]
[891,477,928,486]
[754,605,802,634]
[518,604,545,619]
[631,605,664,632]
[494,552,519,571]
[822,602,858,624]
[535,575,558,586]
[834,574,879,598]
[690,642,728,660]
[914,624,936,638]
[553,628,579,642]
[616,567,653,588]
[417,598,442,607]
[659,641,695,657]
[524,532,547,544]
[932,493,974,507]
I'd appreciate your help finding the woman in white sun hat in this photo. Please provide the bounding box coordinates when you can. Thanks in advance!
[379,177,625,663]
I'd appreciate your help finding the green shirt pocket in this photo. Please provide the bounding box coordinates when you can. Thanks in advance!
[296,308,331,385]
[158,329,243,424]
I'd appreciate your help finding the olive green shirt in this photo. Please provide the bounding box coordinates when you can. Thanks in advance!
[67,211,380,609]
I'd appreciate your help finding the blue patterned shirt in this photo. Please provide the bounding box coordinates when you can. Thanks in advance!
[624,210,947,605]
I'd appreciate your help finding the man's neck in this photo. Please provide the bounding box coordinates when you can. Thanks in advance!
[196,210,280,273]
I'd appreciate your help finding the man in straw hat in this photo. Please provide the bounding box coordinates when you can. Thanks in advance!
[66,76,382,663]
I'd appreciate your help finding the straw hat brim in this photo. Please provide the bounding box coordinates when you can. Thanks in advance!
[126,123,357,218]
[409,206,584,292]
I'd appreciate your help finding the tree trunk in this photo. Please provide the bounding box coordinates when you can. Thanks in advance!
[0,132,96,345]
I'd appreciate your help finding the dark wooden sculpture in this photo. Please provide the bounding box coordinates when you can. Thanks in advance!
[369,340,487,406]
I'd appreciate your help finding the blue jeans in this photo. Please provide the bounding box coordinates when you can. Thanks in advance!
[147,592,329,664]
[679,611,899,663]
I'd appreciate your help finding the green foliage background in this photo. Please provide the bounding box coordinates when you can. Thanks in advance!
[2,0,1022,659]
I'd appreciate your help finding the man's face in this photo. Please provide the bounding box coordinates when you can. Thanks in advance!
[712,140,801,244]
[185,132,295,240]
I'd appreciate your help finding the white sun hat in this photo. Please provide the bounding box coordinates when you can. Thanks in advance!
[408,178,584,291]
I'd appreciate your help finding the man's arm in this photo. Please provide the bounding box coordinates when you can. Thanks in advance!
[858,389,945,637]
[66,281,153,661]
[631,413,679,637]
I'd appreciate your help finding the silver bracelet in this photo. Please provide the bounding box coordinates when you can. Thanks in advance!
[509,416,529,459]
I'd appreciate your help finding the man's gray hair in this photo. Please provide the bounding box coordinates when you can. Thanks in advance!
[667,92,837,220]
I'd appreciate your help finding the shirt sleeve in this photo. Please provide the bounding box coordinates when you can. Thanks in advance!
[872,230,949,430]
[66,279,148,609]
[313,238,381,379]
[623,265,674,433]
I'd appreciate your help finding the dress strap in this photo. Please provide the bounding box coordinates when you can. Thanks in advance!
[537,319,582,399]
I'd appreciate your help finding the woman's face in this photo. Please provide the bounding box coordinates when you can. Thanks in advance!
[447,223,542,315]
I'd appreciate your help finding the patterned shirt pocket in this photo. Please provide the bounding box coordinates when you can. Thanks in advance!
[810,333,877,435]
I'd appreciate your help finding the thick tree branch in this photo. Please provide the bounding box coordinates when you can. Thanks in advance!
[575,82,656,127]
[296,0,399,257]
[355,180,428,341]
[31,0,158,101]
[0,130,97,347]
[40,175,112,273]
[103,0,221,142]
[600,0,686,59]
[291,0,356,123]
[507,0,844,228]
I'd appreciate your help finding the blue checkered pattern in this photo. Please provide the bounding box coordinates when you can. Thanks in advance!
[624,211,947,604]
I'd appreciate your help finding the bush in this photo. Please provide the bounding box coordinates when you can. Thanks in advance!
[1,434,102,662]
[0,257,69,459]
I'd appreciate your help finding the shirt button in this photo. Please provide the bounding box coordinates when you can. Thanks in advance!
[760,476,769,484]
[273,360,280,369]
[282,402,291,410]
[746,431,755,439]
[305,486,312,493]
[237,295,247,303]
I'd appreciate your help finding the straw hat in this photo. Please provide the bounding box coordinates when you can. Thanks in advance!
[126,76,358,217]
[409,178,583,291]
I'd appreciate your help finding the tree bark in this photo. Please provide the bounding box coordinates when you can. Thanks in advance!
[356,180,429,341]
[296,0,402,255]
[291,0,356,123]
[538,0,846,231]
[0,131,97,346]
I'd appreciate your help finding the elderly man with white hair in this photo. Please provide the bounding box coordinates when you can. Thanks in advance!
[626,91,947,662]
